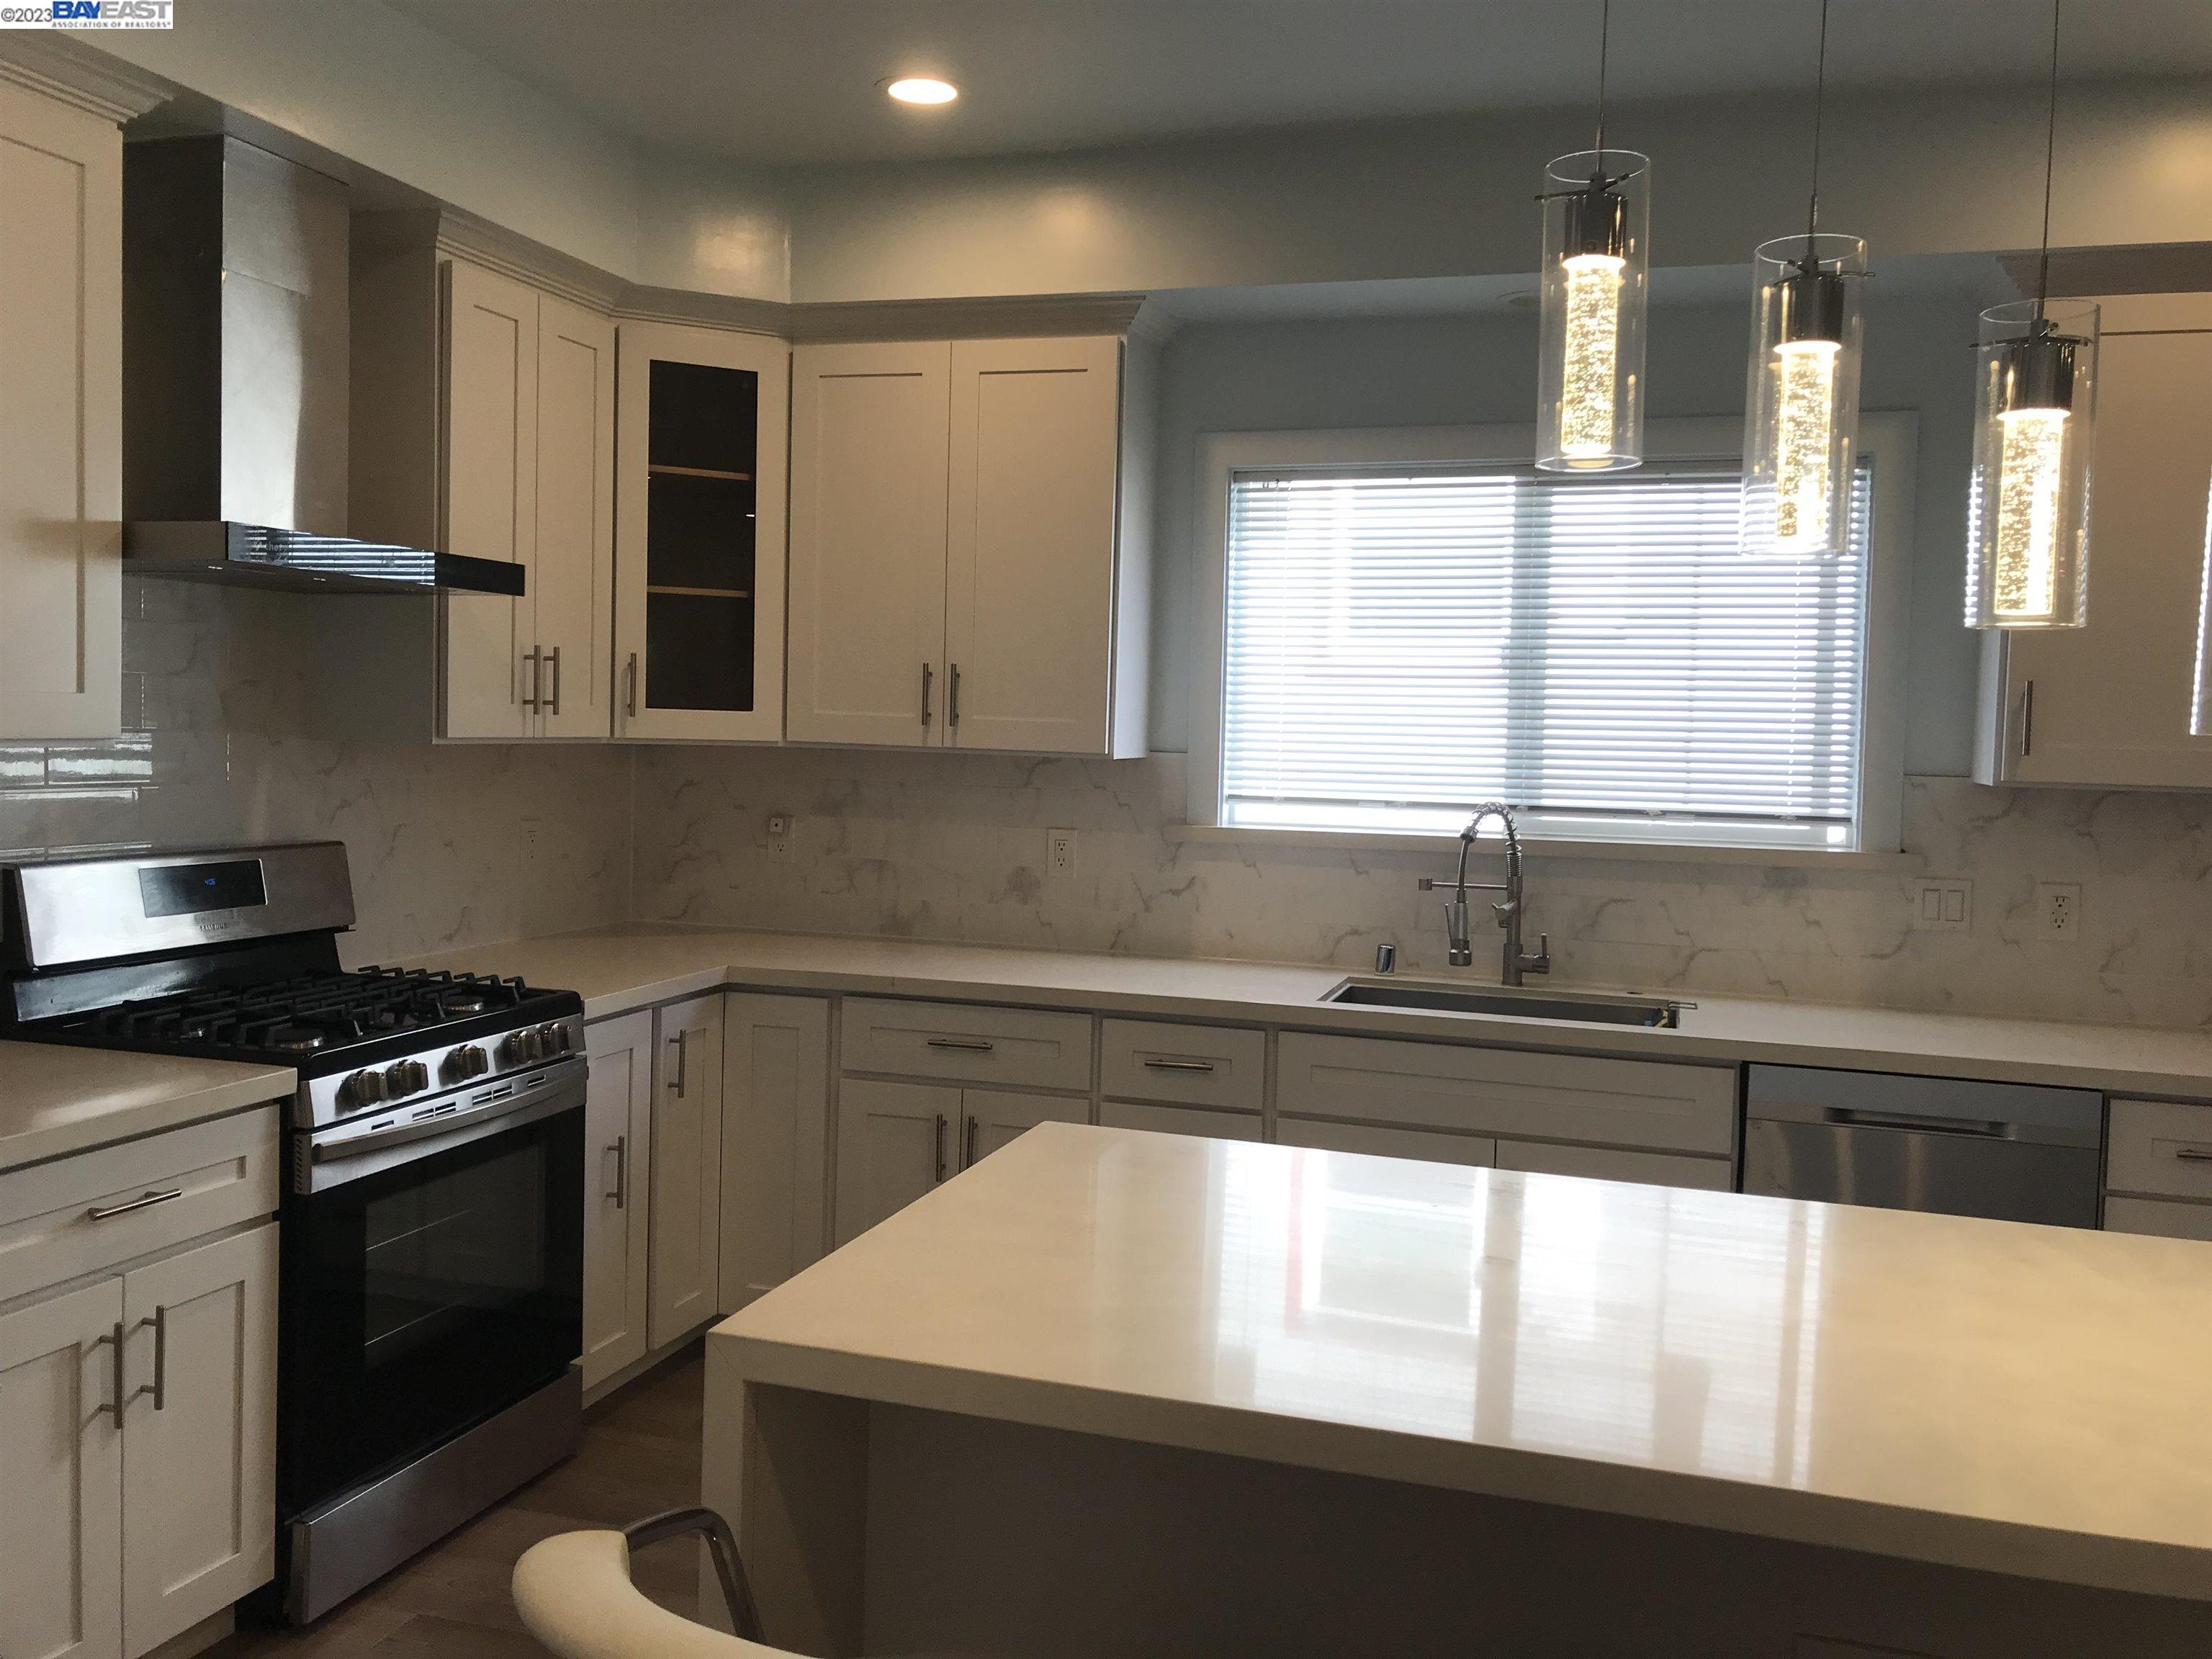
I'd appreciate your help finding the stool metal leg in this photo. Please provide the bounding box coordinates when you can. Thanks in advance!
[623,1506,765,1644]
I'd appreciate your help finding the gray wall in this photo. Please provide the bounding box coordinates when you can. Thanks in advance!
[1145,281,1997,776]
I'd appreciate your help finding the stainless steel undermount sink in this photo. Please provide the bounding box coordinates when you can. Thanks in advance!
[1321,978,1686,1028]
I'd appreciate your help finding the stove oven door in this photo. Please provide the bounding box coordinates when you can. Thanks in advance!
[279,1065,585,1519]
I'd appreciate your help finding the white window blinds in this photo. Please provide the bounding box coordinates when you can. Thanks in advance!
[1220,461,1873,849]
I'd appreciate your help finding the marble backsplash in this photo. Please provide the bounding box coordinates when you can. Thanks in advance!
[634,745,2212,1030]
[0,580,634,966]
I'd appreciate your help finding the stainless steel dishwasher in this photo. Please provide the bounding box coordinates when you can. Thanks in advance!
[1742,1064,2103,1228]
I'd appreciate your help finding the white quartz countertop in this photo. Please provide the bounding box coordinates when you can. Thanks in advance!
[408,924,2212,1095]
[714,1123,2212,1600]
[0,1040,295,1173]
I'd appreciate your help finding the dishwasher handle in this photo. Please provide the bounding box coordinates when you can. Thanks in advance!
[1824,1106,2010,1139]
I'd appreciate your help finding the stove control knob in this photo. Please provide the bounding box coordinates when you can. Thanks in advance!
[341,1068,388,1110]
[385,1059,430,1097]
[539,1022,572,1056]
[499,1027,544,1066]
[443,1043,490,1084]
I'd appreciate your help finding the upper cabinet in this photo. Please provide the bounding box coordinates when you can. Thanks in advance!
[613,321,788,743]
[351,234,615,742]
[0,72,125,741]
[1975,292,2212,788]
[787,332,1151,757]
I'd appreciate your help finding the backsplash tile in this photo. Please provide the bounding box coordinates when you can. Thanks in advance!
[634,744,2212,1028]
[0,580,634,966]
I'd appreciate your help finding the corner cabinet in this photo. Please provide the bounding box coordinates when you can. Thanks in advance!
[1974,291,2212,788]
[613,322,789,743]
[0,71,125,741]
[787,333,1151,757]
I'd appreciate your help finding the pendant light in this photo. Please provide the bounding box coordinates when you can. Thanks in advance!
[1740,0,1866,557]
[1536,0,1648,472]
[1966,0,2097,630]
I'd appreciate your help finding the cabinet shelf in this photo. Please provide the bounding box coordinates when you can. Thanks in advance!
[648,463,752,482]
[648,585,752,600]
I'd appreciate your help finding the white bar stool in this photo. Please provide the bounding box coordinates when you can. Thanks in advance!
[513,1506,786,1659]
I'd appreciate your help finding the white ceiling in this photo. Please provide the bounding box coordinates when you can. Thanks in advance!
[388,0,2212,168]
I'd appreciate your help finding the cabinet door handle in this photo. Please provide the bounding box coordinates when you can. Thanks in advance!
[626,652,639,719]
[546,646,562,717]
[2171,1146,2212,1163]
[2020,678,2034,760]
[86,1187,183,1223]
[948,662,961,728]
[608,1134,629,1207]
[521,647,541,711]
[130,1307,167,1411]
[667,1029,688,1096]
[964,1113,979,1168]
[925,1036,994,1053]
[1143,1057,1216,1074]
[921,662,934,727]
[94,1321,125,1424]
[934,1113,948,1182]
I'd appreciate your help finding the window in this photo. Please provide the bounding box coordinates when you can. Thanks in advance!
[1196,419,1907,853]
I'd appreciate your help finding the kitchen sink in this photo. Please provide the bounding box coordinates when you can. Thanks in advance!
[1321,979,1686,1028]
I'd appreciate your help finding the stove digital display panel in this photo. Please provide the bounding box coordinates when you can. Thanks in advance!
[138,858,267,919]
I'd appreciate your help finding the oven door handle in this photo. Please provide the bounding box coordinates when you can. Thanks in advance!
[308,1059,586,1187]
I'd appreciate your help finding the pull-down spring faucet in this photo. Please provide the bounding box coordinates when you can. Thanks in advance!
[1418,802,1552,986]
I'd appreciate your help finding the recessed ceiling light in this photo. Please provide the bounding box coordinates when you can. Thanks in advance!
[884,76,959,106]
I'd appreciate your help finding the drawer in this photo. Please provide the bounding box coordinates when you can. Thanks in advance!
[2107,1098,2212,1200]
[2103,1194,2212,1243]
[1100,1020,1264,1112]
[1495,1138,1733,1192]
[842,998,1092,1092]
[1276,1032,1735,1156]
[0,1106,280,1304]
[1100,1100,1264,1142]
[1274,1117,1497,1168]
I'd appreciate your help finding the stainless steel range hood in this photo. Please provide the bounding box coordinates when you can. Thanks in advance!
[121,135,521,597]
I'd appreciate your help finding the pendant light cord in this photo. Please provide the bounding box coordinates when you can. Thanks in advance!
[2035,0,2062,320]
[1805,0,1830,245]
[1593,0,1610,156]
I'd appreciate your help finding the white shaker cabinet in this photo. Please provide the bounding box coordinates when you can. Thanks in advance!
[0,1276,125,1659]
[529,292,617,740]
[613,321,790,744]
[719,994,832,1312]
[647,993,726,1346]
[0,73,123,741]
[787,333,1151,757]
[582,1011,654,1389]
[832,1077,1084,1246]
[117,1224,277,1656]
[1975,292,2212,788]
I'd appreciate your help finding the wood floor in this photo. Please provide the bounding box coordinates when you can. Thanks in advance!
[217,1353,706,1659]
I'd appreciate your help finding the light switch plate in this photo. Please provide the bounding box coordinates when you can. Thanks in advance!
[2038,880,2082,941]
[1911,878,1971,932]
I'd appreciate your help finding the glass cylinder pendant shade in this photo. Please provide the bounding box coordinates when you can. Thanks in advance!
[1966,298,2099,629]
[1537,150,1649,472]
[1740,234,1866,557]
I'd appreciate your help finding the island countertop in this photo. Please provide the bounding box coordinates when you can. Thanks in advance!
[712,1122,2212,1603]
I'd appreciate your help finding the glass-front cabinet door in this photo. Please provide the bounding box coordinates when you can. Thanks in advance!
[613,320,790,741]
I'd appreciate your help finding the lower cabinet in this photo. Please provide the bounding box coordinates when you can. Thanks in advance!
[1099,1100,1263,1142]
[582,1011,654,1389]
[719,994,832,1312]
[0,1220,276,1659]
[1275,1118,1498,1167]
[647,994,726,1350]
[833,1079,1085,1246]
[1493,1138,1733,1192]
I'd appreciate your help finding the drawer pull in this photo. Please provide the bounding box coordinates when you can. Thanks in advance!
[926,1037,995,1053]
[2171,1147,2212,1163]
[86,1187,184,1223]
[1143,1057,1216,1074]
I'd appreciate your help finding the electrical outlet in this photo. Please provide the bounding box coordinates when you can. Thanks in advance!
[765,813,793,861]
[1046,828,1078,876]
[2038,880,2082,941]
[1911,878,1971,932]
[520,819,541,863]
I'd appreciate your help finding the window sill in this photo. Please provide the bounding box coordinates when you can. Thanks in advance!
[1162,822,1918,871]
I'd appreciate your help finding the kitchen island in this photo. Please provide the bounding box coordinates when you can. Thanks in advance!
[706,1123,2212,1658]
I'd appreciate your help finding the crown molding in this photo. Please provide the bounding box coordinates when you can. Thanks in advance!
[611,283,791,337]
[432,207,628,312]
[0,35,171,123]
[2000,243,2212,302]
[786,290,1146,343]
